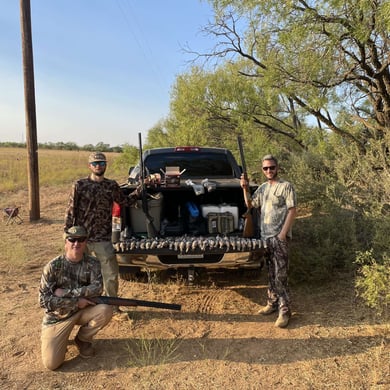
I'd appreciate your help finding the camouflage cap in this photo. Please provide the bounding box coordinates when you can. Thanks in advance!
[88,152,107,163]
[64,226,88,239]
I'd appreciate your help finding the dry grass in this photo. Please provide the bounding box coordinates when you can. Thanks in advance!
[0,147,123,192]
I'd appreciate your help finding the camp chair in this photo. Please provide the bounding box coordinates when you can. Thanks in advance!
[2,207,23,225]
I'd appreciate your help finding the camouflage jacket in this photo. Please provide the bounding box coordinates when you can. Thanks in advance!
[64,176,139,242]
[39,254,103,325]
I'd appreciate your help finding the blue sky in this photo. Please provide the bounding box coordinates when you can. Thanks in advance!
[0,0,215,147]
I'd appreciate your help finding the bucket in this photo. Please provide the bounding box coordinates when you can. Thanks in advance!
[130,193,163,233]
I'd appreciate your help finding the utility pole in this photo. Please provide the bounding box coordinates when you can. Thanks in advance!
[20,0,40,221]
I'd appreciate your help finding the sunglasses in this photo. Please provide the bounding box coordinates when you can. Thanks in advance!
[262,166,276,171]
[90,161,106,167]
[67,237,87,243]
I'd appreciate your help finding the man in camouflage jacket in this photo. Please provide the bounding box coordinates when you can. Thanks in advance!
[39,226,112,370]
[64,152,141,318]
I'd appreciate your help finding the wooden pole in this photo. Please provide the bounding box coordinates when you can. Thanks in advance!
[20,0,40,221]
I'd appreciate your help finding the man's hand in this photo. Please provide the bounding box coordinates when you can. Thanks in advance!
[54,288,65,297]
[54,289,96,308]
[77,297,96,309]
[240,173,249,190]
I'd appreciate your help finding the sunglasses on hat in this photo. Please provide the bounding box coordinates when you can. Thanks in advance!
[67,237,87,243]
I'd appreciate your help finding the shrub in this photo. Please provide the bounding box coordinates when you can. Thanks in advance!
[355,250,390,316]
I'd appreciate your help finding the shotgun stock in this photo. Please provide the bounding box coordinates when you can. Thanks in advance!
[237,135,254,238]
[89,296,181,311]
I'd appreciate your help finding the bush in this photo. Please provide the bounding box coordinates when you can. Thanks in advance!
[355,250,390,316]
[289,206,360,283]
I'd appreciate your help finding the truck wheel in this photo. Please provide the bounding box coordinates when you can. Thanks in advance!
[119,266,141,281]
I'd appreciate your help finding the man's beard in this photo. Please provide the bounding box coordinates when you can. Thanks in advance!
[94,170,105,177]
[268,172,278,181]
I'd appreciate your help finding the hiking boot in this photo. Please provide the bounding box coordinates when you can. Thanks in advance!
[75,336,95,358]
[275,310,291,328]
[258,304,278,315]
[112,307,129,321]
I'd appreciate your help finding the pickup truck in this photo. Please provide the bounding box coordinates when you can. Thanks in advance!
[112,146,262,282]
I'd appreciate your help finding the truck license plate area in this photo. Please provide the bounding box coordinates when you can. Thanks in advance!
[177,254,204,259]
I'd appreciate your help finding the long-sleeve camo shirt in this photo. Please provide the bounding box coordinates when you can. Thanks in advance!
[39,254,103,325]
[64,176,140,242]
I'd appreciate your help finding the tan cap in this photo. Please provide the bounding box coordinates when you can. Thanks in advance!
[64,226,88,239]
[88,152,107,163]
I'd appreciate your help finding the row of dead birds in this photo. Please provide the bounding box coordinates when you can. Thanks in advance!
[113,235,262,253]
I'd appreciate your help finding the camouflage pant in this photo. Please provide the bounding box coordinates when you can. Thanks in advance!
[264,236,291,313]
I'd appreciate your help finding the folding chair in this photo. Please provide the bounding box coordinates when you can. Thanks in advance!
[2,207,23,225]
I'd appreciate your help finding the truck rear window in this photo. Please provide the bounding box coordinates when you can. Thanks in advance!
[145,152,234,178]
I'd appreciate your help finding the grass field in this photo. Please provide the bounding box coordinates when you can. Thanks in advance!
[0,147,124,192]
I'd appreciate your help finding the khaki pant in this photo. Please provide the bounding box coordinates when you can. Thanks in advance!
[41,304,112,370]
[87,241,119,297]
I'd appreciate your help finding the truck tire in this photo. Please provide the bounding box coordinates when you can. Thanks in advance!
[119,266,141,281]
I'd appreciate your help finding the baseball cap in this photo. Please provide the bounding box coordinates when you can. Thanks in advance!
[88,152,107,163]
[64,226,88,239]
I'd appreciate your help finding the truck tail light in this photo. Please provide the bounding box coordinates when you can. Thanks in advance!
[174,147,200,152]
[112,202,121,217]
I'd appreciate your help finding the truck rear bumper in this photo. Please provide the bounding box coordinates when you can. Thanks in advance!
[115,235,264,270]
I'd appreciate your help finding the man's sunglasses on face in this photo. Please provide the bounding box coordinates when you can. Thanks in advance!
[67,237,87,243]
[262,166,276,171]
[90,161,106,167]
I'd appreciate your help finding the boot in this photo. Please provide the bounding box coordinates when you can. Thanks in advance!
[75,335,95,358]
[274,310,291,328]
[258,304,278,315]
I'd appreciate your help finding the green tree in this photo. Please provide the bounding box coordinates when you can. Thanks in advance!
[112,144,139,173]
[204,1,389,157]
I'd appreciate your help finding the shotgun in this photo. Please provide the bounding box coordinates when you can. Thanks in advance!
[89,296,181,311]
[138,132,158,238]
[237,135,254,238]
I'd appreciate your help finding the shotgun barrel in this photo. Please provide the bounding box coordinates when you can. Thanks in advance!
[237,135,254,238]
[89,295,181,311]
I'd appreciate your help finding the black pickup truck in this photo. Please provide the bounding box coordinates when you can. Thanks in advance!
[113,146,262,281]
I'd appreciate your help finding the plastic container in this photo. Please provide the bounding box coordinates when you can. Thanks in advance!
[130,193,163,233]
[207,213,219,234]
[201,204,220,219]
[207,212,235,234]
[219,204,239,229]
[218,212,235,234]
[201,204,239,229]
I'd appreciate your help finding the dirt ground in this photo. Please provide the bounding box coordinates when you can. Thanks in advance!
[0,186,389,390]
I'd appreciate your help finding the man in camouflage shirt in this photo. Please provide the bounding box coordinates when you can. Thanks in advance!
[64,152,141,319]
[241,154,297,328]
[39,226,113,370]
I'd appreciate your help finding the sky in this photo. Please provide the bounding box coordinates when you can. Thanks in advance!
[0,0,215,147]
